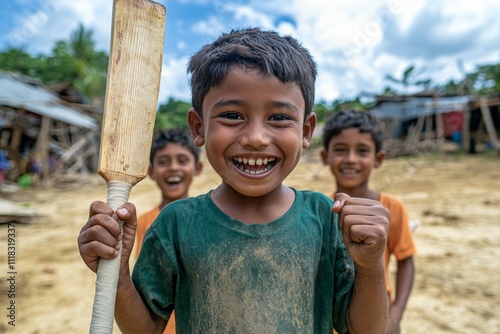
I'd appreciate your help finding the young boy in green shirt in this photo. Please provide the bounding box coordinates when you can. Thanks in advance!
[78,27,390,333]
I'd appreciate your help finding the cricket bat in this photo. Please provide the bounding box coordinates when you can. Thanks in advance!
[90,1,165,333]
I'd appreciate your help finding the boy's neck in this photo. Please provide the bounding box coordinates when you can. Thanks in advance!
[211,183,295,225]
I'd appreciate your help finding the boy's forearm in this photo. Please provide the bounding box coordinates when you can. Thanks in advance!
[114,273,166,334]
[392,257,415,316]
[347,263,389,334]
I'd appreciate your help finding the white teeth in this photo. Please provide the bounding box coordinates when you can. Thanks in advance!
[243,166,269,175]
[233,157,276,175]
[167,176,182,182]
[235,157,275,165]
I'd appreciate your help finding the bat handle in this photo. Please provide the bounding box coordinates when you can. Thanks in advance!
[90,180,132,334]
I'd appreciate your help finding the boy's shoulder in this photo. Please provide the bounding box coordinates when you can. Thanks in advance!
[378,192,409,221]
[294,189,336,216]
[378,192,405,208]
[299,189,334,203]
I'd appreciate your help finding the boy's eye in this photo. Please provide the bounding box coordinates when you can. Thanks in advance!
[358,148,371,154]
[157,159,169,166]
[219,112,242,120]
[269,114,292,121]
[177,156,191,165]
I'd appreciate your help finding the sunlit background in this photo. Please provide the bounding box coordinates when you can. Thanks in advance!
[1,0,499,104]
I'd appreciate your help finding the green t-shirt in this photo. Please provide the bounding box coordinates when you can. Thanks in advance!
[132,189,354,334]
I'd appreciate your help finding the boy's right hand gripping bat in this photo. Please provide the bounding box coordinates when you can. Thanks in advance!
[90,1,165,333]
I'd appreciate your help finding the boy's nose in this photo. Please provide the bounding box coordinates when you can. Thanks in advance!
[168,160,181,170]
[240,121,271,148]
[346,150,357,162]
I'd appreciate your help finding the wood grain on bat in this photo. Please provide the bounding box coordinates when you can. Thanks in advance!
[98,0,165,186]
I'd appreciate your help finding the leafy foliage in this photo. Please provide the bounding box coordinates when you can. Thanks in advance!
[385,65,432,94]
[473,63,500,96]
[155,97,192,130]
[0,24,108,106]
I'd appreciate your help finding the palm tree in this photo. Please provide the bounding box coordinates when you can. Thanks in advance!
[69,24,108,106]
[385,65,431,95]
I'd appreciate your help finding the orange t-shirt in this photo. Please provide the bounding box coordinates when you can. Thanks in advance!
[135,207,161,258]
[134,206,176,334]
[328,192,416,295]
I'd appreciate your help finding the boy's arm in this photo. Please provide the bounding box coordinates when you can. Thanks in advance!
[114,266,167,333]
[333,194,389,334]
[388,256,415,334]
[78,201,166,333]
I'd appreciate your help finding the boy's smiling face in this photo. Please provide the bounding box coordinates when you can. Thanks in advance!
[188,65,315,198]
[321,127,384,193]
[149,143,202,204]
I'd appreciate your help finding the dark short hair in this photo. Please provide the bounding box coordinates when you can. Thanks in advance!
[187,27,317,118]
[150,128,200,164]
[322,110,384,152]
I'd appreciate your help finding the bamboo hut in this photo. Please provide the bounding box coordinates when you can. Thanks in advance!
[0,71,100,185]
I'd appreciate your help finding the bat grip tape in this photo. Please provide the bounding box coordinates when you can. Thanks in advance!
[90,180,132,334]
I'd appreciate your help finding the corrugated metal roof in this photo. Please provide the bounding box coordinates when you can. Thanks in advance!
[0,72,97,130]
[370,95,471,121]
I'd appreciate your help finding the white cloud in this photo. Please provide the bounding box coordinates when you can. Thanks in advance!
[191,16,225,35]
[159,56,191,104]
[3,0,499,104]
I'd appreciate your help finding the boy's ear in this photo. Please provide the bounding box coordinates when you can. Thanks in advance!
[302,112,317,149]
[147,165,156,180]
[187,108,205,147]
[374,149,386,168]
[320,149,328,165]
[194,161,203,176]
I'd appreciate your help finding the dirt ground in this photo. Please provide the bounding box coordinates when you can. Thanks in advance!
[1,149,499,333]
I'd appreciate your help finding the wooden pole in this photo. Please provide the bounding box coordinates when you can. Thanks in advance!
[462,106,471,152]
[479,97,500,153]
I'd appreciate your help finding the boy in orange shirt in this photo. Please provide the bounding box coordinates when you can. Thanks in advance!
[321,110,416,334]
[134,127,203,333]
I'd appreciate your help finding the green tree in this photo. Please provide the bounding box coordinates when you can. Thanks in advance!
[0,24,108,106]
[155,97,192,130]
[473,63,500,96]
[385,65,432,94]
[64,24,108,105]
[313,100,333,124]
[0,47,54,80]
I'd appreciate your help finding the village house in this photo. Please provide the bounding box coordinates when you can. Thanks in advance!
[0,71,100,185]
[368,91,500,156]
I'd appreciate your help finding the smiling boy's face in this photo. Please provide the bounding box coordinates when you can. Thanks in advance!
[149,143,202,203]
[188,66,316,198]
[321,127,385,193]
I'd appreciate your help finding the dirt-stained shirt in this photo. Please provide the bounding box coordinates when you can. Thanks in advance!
[132,189,355,334]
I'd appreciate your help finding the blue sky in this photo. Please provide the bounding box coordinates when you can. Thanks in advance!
[0,0,499,105]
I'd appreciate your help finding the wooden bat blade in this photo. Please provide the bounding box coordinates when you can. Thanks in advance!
[98,0,166,186]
